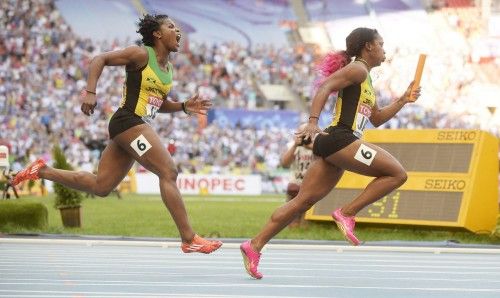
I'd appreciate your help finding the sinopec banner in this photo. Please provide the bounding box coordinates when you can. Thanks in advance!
[136,173,262,195]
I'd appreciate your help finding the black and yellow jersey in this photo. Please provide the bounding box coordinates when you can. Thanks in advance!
[330,73,376,138]
[119,46,173,123]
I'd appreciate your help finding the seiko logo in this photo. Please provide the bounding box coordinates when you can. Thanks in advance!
[437,131,477,141]
[424,179,466,190]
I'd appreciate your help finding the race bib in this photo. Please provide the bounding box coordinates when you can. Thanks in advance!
[354,143,377,166]
[144,96,163,121]
[130,134,152,157]
[354,103,372,138]
[294,148,313,182]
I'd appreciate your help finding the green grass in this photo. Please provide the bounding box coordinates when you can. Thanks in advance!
[1,193,499,244]
[0,200,48,229]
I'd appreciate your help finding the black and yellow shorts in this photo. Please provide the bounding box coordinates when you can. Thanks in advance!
[108,108,145,139]
[313,125,359,158]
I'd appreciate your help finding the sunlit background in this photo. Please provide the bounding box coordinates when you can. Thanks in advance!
[1,0,499,195]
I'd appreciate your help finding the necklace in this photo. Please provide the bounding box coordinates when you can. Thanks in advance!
[355,58,369,69]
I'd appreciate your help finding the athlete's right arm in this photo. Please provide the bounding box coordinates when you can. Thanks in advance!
[86,46,147,93]
[297,63,367,141]
[280,140,299,168]
[82,46,148,116]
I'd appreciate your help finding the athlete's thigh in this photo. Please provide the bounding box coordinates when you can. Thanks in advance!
[325,139,404,178]
[296,158,345,201]
[95,140,135,189]
[113,124,175,176]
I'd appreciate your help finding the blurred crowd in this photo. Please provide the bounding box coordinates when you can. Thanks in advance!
[372,5,499,136]
[172,42,317,110]
[0,0,498,177]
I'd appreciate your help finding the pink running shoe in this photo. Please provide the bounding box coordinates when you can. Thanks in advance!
[332,208,361,246]
[11,158,46,186]
[240,240,263,279]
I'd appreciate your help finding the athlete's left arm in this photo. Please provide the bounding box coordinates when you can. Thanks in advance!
[159,99,183,113]
[369,82,421,127]
[159,93,212,115]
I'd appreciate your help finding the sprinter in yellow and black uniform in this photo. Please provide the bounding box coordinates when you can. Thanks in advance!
[109,46,174,138]
[240,27,421,279]
[12,14,222,254]
[313,69,377,158]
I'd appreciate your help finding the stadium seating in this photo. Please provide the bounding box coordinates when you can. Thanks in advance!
[1,0,498,180]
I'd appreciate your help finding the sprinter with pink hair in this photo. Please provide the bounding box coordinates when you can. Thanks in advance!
[240,27,421,279]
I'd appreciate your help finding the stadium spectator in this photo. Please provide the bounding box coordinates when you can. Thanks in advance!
[280,123,314,228]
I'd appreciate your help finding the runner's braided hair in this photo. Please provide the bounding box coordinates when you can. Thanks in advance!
[137,14,169,46]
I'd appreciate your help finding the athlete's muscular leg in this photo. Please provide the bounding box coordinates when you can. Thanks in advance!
[113,124,195,243]
[326,140,407,216]
[251,158,344,251]
[286,183,302,227]
[38,141,134,196]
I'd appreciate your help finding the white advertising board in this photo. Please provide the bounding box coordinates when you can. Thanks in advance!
[136,173,262,195]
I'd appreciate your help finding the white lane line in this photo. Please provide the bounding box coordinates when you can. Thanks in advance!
[0,281,499,292]
[3,276,500,284]
[2,244,497,255]
[3,250,500,265]
[1,248,499,258]
[2,256,500,266]
[0,266,499,276]
[0,269,498,280]
[1,261,499,271]
[2,238,500,254]
[0,296,288,298]
[0,290,294,298]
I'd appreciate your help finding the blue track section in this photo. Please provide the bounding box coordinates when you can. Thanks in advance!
[2,238,500,297]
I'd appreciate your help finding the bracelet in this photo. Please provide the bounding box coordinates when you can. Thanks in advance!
[308,116,319,120]
[181,102,190,115]
[86,90,96,95]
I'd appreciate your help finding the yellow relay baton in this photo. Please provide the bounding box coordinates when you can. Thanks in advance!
[410,54,426,102]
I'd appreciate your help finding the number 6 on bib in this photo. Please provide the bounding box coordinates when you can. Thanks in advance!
[354,143,377,166]
[131,134,152,157]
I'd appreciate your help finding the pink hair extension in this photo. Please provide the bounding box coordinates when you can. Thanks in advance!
[313,51,349,91]
[316,51,349,77]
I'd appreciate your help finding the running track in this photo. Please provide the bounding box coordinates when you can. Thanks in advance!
[1,237,500,297]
